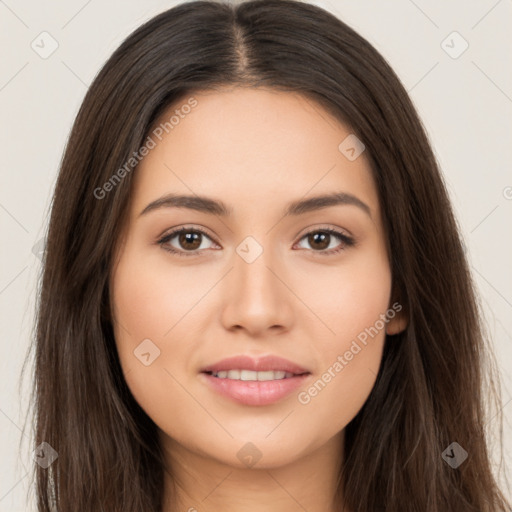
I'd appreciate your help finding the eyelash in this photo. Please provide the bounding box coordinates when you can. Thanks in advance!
[157,225,356,258]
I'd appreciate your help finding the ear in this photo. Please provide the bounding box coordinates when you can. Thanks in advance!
[385,310,408,335]
[385,285,408,336]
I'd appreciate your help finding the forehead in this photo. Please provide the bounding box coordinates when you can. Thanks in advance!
[131,86,379,221]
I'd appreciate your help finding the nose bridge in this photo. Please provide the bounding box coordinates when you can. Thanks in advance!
[234,234,281,303]
[220,233,292,332]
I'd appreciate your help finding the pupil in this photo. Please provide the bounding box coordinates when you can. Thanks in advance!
[180,232,201,250]
[310,232,329,250]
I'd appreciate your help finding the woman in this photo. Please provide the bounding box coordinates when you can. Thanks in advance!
[25,0,511,510]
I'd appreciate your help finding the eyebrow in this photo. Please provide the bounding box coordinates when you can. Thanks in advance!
[139,191,372,219]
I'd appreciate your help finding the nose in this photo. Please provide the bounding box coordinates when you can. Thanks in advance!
[220,243,294,337]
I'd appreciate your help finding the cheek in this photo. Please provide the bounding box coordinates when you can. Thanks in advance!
[111,248,215,346]
[110,250,203,428]
[294,249,391,426]
[298,243,392,347]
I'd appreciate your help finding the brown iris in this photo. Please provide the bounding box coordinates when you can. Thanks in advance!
[179,232,202,251]
[308,231,331,251]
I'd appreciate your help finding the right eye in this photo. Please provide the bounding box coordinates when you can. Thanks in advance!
[157,227,218,257]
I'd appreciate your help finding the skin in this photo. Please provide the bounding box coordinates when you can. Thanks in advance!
[110,86,408,512]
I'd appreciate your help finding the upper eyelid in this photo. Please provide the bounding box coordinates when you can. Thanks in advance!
[158,224,353,248]
[159,225,218,243]
[295,224,353,240]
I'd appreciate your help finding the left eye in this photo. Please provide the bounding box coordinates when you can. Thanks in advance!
[157,227,354,257]
[295,229,354,254]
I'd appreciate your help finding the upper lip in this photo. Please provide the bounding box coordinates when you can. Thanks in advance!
[201,355,310,375]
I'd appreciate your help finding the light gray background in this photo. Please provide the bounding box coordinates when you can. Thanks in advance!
[1,0,511,509]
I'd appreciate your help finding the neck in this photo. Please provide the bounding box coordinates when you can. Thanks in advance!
[160,431,345,512]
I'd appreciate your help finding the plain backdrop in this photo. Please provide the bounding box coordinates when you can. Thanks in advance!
[0,0,511,509]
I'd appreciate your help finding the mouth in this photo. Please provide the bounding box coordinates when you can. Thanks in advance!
[203,369,308,380]
[199,355,311,406]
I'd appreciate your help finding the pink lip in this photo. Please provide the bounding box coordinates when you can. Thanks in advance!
[200,355,311,406]
[200,373,310,406]
[200,355,309,374]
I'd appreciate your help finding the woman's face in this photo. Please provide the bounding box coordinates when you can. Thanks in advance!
[110,86,406,469]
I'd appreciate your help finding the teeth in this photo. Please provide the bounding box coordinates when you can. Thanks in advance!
[212,370,296,380]
[257,370,283,381]
[240,370,258,381]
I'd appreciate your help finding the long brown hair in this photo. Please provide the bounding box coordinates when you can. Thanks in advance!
[22,0,511,510]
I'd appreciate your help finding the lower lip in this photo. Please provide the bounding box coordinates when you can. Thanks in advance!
[200,372,310,406]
